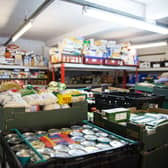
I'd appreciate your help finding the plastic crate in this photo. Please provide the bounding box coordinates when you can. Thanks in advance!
[0,101,88,131]
[1,121,140,168]
[103,58,123,66]
[94,108,168,151]
[51,54,83,64]
[83,57,103,65]
[141,144,168,168]
[94,92,164,110]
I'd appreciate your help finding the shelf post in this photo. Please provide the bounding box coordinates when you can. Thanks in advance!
[61,63,65,83]
[135,66,138,82]
[122,70,127,88]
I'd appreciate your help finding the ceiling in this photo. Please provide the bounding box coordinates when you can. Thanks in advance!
[0,0,168,46]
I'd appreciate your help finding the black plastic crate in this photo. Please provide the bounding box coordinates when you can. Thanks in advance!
[94,92,164,110]
[1,122,140,168]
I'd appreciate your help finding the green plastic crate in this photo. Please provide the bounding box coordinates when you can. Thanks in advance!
[101,108,130,123]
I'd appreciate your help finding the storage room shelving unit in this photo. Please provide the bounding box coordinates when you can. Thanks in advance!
[50,63,138,88]
[0,65,48,86]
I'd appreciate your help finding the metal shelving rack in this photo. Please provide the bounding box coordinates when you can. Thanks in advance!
[50,63,138,88]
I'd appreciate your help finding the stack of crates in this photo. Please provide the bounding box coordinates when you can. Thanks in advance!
[94,108,168,168]
[94,92,164,110]
[0,101,140,168]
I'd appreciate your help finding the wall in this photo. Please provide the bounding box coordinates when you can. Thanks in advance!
[0,37,48,57]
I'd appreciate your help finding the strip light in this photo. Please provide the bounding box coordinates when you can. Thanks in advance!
[83,8,168,34]
[12,21,32,42]
[131,42,167,49]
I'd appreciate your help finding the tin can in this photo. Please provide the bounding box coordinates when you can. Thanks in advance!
[68,144,85,150]
[70,131,83,137]
[23,132,35,137]
[110,140,125,148]
[95,132,108,137]
[82,129,94,135]
[82,124,92,129]
[84,146,99,153]
[92,128,99,132]
[81,141,96,147]
[52,151,70,158]
[8,137,22,145]
[54,144,70,152]
[48,129,61,135]
[96,143,111,149]
[30,140,45,149]
[5,133,18,139]
[71,125,82,130]
[97,137,111,144]
[11,144,28,152]
[84,135,97,141]
[16,149,31,165]
[71,136,85,143]
[68,149,86,156]
[36,131,47,136]
[61,128,72,134]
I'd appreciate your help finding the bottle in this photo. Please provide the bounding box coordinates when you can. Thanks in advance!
[5,48,11,58]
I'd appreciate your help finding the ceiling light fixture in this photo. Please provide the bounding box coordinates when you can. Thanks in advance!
[131,41,167,49]
[12,21,33,42]
[83,7,168,34]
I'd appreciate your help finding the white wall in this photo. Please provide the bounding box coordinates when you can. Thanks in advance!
[0,37,48,57]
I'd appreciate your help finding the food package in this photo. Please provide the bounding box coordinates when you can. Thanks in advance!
[40,93,58,105]
[61,104,70,109]
[0,81,22,92]
[72,94,86,103]
[43,103,61,111]
[0,91,28,108]
[22,94,43,106]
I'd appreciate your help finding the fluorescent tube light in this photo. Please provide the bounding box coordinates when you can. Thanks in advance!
[131,42,167,49]
[12,21,32,42]
[83,8,168,34]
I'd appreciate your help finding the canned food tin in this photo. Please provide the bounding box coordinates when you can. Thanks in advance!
[84,146,99,153]
[11,144,28,152]
[95,132,108,137]
[26,136,38,142]
[81,141,96,147]
[8,137,22,145]
[69,149,86,156]
[52,151,70,158]
[110,140,125,148]
[92,128,99,132]
[70,131,83,137]
[48,129,61,135]
[71,125,82,130]
[54,144,70,152]
[36,131,47,135]
[97,137,111,144]
[71,136,85,142]
[82,129,94,135]
[61,128,72,134]
[30,140,45,149]
[96,143,111,149]
[68,144,85,150]
[84,135,97,141]
[82,124,92,129]
[23,132,35,137]
[5,133,18,139]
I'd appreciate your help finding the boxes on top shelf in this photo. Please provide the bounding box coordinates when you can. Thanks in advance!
[0,44,46,67]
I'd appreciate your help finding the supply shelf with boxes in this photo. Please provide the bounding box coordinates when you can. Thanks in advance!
[49,38,138,89]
